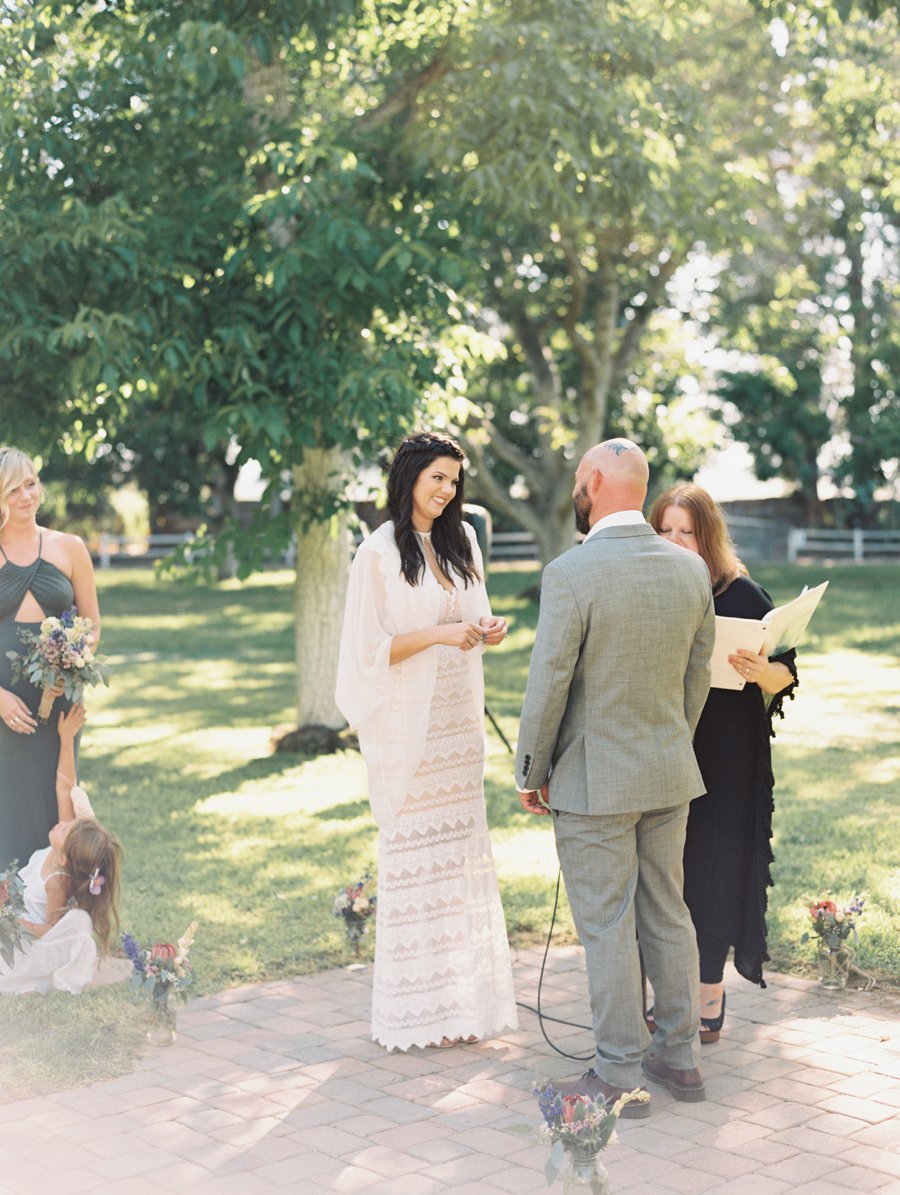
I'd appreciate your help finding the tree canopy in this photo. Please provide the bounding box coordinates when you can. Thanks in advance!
[0,0,896,734]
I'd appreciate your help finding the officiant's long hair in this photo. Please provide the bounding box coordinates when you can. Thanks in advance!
[650,484,747,595]
[387,431,479,589]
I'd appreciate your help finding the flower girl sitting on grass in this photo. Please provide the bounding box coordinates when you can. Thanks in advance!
[0,704,129,995]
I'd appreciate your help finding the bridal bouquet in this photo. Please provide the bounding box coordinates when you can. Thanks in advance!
[6,606,110,722]
[0,860,28,968]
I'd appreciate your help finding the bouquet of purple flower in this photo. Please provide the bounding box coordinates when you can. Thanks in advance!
[0,860,28,968]
[7,606,109,722]
[532,1079,648,1187]
[803,896,865,948]
[121,922,198,1000]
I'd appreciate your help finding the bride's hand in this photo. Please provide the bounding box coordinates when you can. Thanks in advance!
[479,615,508,646]
[438,622,485,651]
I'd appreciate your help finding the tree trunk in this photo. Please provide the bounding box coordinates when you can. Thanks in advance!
[533,494,578,566]
[241,59,355,752]
[290,446,352,734]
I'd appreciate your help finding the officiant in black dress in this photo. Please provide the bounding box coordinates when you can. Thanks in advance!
[650,484,797,1044]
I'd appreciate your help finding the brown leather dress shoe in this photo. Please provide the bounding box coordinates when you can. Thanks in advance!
[641,1054,706,1102]
[562,1070,651,1119]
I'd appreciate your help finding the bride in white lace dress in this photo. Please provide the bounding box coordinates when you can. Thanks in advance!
[336,432,518,1051]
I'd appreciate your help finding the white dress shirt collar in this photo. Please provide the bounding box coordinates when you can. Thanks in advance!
[583,509,646,543]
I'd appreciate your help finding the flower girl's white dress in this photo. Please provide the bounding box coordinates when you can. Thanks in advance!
[0,847,117,994]
[0,788,130,995]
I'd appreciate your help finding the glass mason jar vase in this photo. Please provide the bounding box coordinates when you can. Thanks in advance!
[344,919,368,956]
[146,987,177,1045]
[817,941,852,990]
[561,1143,612,1194]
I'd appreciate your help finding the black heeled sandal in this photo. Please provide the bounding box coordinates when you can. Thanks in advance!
[699,990,726,1044]
[645,991,726,1043]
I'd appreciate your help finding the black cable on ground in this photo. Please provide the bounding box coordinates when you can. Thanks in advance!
[515,869,594,1062]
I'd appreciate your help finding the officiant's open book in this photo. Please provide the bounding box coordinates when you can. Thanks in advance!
[711,581,828,690]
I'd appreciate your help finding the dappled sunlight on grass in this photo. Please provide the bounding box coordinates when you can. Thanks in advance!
[3,560,897,1100]
[62,564,899,995]
[491,827,559,878]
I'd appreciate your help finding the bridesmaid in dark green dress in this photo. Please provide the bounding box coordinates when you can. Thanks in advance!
[0,447,101,866]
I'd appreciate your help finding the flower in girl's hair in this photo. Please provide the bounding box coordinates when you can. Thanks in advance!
[88,868,105,896]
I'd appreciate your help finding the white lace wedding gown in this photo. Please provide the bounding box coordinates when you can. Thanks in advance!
[371,585,518,1050]
[0,847,130,995]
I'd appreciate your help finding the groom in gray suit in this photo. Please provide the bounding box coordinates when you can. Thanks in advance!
[516,439,715,1116]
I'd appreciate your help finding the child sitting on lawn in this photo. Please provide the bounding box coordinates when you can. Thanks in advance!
[0,704,128,995]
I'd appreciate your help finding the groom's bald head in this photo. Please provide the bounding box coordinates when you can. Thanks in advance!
[573,439,649,532]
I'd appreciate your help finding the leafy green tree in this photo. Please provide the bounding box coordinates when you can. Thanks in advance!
[362,0,788,563]
[712,9,899,523]
[0,2,455,740]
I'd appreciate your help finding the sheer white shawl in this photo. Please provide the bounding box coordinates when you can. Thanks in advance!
[336,520,491,825]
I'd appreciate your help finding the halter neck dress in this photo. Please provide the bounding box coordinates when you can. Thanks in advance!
[0,536,78,866]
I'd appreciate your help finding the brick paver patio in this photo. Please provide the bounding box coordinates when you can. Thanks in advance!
[0,945,897,1193]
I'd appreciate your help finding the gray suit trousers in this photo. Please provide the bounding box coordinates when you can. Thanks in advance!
[553,803,701,1087]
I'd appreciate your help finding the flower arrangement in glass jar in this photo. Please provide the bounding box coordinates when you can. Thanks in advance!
[122,922,198,1044]
[332,874,377,955]
[7,606,109,722]
[533,1079,649,1190]
[802,896,864,990]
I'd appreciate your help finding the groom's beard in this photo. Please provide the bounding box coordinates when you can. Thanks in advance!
[573,484,591,536]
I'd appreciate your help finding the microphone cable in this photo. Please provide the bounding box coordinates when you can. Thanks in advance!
[514,868,594,1062]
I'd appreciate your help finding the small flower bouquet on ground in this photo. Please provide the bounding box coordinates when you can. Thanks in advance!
[122,922,198,1044]
[802,896,864,949]
[533,1079,649,1190]
[6,606,110,722]
[802,896,866,990]
[332,874,377,955]
[0,860,28,968]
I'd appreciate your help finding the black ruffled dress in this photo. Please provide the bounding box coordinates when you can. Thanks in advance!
[683,575,798,988]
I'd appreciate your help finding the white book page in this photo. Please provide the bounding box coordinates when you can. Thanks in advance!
[761,581,829,655]
[711,616,767,690]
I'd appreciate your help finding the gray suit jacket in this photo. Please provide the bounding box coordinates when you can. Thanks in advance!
[516,523,715,815]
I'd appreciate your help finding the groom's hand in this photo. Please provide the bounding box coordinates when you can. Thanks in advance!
[518,784,552,816]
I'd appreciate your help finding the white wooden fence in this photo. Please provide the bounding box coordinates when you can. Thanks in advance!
[96,533,194,568]
[95,526,900,568]
[787,527,900,563]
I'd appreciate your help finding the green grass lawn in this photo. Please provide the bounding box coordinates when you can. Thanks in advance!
[1,560,897,1097]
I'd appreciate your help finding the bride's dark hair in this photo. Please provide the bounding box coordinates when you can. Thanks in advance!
[387,431,479,588]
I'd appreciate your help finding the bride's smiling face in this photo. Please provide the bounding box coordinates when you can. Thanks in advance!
[410,456,461,530]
